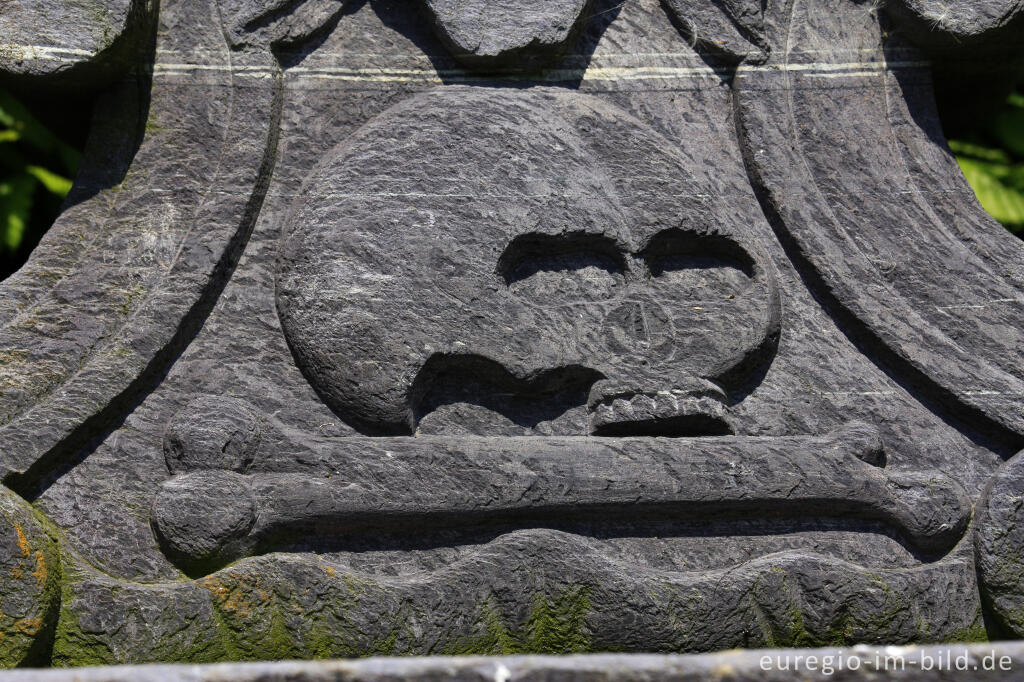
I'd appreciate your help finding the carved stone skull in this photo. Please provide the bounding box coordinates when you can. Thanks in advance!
[276,86,780,437]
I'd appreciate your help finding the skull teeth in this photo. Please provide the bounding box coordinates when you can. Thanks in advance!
[611,398,635,422]
[589,388,729,433]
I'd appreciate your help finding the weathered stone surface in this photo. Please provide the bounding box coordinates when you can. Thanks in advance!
[1,0,1023,669]
[277,85,781,436]
[976,449,1024,637]
[663,0,767,62]
[164,395,263,474]
[0,0,153,89]
[0,487,61,667]
[150,423,971,574]
[421,0,591,68]
[152,470,258,573]
[887,0,1024,46]
[734,0,1024,445]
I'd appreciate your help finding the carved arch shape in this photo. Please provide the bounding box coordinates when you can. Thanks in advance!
[732,0,1024,452]
[0,0,350,492]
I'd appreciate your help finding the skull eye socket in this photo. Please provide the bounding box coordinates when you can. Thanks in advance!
[498,232,626,302]
[640,229,755,299]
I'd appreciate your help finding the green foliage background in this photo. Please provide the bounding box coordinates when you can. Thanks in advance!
[0,85,1021,282]
[951,91,1024,233]
[0,90,80,280]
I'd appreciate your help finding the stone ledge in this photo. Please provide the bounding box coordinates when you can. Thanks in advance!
[8,644,1024,681]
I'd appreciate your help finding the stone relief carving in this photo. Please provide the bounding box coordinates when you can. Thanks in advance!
[275,86,781,437]
[1,0,1023,666]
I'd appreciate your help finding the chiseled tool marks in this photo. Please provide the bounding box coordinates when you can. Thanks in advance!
[150,422,970,574]
[0,0,282,489]
[732,0,1024,448]
[52,529,980,663]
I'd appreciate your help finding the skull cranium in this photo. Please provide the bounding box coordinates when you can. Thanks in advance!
[276,86,780,436]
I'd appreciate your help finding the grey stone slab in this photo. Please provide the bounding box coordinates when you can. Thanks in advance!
[1,0,1024,668]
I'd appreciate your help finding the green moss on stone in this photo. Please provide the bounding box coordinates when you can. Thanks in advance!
[51,575,113,667]
[0,489,64,668]
[445,586,593,655]
[948,605,990,643]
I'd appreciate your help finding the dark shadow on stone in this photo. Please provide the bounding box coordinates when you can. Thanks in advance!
[593,413,733,437]
[62,69,152,211]
[639,229,756,278]
[16,592,60,668]
[498,231,627,285]
[230,514,942,582]
[6,47,284,501]
[0,29,155,281]
[879,24,951,153]
[556,0,629,86]
[657,0,737,84]
[882,0,1024,138]
[413,355,604,433]
[728,86,1024,459]
[275,0,369,70]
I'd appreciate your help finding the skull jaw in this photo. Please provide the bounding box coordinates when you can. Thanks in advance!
[587,376,734,437]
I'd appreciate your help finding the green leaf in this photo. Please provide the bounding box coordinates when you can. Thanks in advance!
[0,90,81,174]
[0,91,56,152]
[0,174,37,252]
[26,165,72,197]
[0,132,28,174]
[993,108,1024,159]
[957,157,1024,231]
[947,139,1011,164]
[1004,165,1024,193]
[958,156,1014,182]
